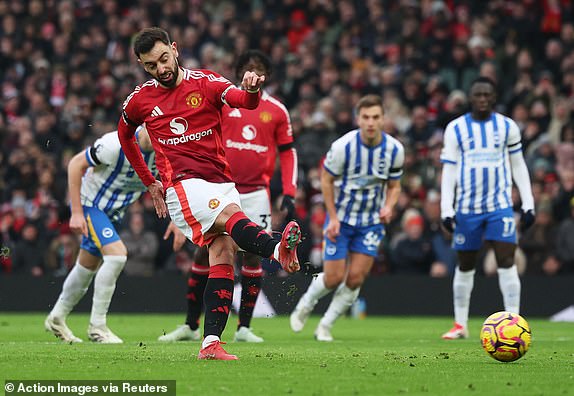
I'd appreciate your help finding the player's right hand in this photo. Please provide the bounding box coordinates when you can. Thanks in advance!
[441,217,455,234]
[69,212,88,237]
[520,209,535,231]
[241,71,265,91]
[280,195,296,220]
[148,180,167,218]
[325,218,340,242]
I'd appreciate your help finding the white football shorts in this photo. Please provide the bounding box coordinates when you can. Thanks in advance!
[239,188,272,233]
[166,178,241,246]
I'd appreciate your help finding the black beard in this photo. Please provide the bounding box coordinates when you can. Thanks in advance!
[159,58,180,88]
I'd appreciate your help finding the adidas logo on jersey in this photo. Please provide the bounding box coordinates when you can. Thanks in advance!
[228,108,242,118]
[151,106,164,117]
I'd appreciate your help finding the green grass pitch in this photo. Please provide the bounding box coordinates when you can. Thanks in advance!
[1,313,573,395]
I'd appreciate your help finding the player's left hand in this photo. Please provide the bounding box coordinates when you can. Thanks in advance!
[280,195,295,220]
[379,205,393,224]
[241,71,265,91]
[520,209,535,231]
[164,221,186,251]
[148,180,167,218]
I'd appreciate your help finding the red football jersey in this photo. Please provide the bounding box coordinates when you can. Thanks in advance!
[223,91,297,196]
[121,68,255,188]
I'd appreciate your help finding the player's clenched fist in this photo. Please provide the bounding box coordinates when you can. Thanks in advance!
[241,71,265,92]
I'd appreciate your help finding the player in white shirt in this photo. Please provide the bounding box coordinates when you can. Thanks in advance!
[290,95,404,341]
[45,126,184,343]
[440,77,535,339]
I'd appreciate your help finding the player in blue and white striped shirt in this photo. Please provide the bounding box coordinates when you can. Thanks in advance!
[290,95,404,341]
[440,77,535,340]
[46,126,184,343]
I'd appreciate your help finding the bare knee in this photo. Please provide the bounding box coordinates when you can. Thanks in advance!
[77,250,102,271]
[457,250,478,271]
[213,203,242,232]
[345,273,366,289]
[323,269,345,289]
[493,242,516,268]
[101,240,128,257]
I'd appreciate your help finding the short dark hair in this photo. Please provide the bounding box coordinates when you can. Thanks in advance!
[356,94,384,114]
[470,76,497,91]
[234,50,272,80]
[134,27,171,58]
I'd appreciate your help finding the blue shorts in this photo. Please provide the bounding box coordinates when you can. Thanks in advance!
[323,219,384,261]
[452,208,517,251]
[80,206,121,257]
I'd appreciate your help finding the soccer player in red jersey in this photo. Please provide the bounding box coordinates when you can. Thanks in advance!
[159,50,297,344]
[117,28,301,360]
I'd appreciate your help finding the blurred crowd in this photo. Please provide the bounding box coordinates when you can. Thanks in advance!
[1,0,574,278]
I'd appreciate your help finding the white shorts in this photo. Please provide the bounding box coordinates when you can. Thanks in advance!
[240,189,272,232]
[166,178,241,246]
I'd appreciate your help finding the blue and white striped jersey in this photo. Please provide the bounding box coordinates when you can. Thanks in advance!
[440,112,522,215]
[81,130,157,223]
[323,129,404,226]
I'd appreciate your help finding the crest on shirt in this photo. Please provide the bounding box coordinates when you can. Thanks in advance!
[186,92,203,108]
[208,198,220,209]
[241,125,257,141]
[259,111,272,123]
[376,158,386,174]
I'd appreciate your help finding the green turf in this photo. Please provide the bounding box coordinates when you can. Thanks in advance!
[1,313,573,395]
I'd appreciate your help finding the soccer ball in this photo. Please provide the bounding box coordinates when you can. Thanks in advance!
[480,311,531,362]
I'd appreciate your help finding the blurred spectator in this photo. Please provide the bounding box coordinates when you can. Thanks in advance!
[46,228,80,277]
[11,222,46,276]
[423,189,457,276]
[552,168,574,220]
[519,198,559,275]
[390,209,439,275]
[120,212,159,277]
[555,197,574,273]
[440,43,478,93]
